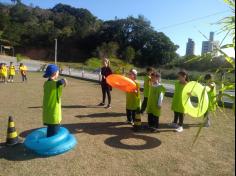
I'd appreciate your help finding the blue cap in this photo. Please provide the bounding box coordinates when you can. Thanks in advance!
[43,64,59,78]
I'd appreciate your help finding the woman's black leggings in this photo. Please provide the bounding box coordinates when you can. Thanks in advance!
[101,84,111,105]
[174,112,184,127]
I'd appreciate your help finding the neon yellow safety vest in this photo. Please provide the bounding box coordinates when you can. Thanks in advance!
[9,66,16,76]
[147,85,166,117]
[2,66,8,77]
[43,80,63,125]
[143,75,151,98]
[171,81,186,113]
[207,83,217,112]
[126,81,141,110]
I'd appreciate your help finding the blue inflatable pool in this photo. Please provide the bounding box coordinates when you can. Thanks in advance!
[24,127,77,156]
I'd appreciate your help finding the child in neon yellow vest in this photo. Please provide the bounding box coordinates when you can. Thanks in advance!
[19,63,28,82]
[2,63,8,83]
[43,64,67,137]
[126,69,141,128]
[8,62,16,82]
[0,63,3,82]
[147,72,166,133]
[141,67,154,114]
[171,71,189,133]
[204,74,217,127]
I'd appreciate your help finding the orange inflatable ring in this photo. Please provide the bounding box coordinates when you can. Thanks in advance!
[106,74,137,93]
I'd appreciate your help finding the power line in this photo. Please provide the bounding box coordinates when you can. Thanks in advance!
[157,10,229,30]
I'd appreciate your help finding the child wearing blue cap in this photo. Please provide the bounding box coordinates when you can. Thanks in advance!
[43,64,67,137]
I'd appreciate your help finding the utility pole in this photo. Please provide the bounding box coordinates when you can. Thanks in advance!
[55,38,58,65]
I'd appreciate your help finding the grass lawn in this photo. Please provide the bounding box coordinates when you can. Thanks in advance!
[0,72,235,176]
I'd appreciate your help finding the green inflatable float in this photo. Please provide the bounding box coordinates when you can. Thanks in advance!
[182,81,209,118]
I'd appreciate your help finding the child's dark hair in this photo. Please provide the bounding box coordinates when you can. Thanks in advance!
[204,74,212,81]
[147,67,154,73]
[178,70,189,82]
[151,72,161,78]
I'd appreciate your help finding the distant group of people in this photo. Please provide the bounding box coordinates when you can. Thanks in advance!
[0,62,28,83]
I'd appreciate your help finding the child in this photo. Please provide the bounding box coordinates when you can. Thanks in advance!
[43,64,67,137]
[171,71,189,133]
[2,63,8,83]
[0,63,3,82]
[204,74,217,127]
[126,69,141,130]
[147,72,165,133]
[141,67,154,114]
[8,62,16,82]
[19,63,28,82]
[99,58,113,109]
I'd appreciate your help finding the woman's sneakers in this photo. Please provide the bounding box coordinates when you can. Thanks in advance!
[175,126,184,133]
[98,103,111,109]
[98,103,105,106]
[105,104,111,109]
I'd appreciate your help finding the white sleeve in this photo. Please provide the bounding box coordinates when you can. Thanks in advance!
[158,93,164,106]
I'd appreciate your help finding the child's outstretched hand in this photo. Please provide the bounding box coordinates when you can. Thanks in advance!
[62,78,68,87]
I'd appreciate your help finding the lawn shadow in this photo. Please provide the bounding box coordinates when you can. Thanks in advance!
[64,122,162,150]
[75,113,126,118]
[0,142,40,161]
[20,122,162,150]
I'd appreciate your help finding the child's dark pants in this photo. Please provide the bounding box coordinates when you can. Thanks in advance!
[174,112,184,127]
[47,124,60,137]
[148,114,159,129]
[22,74,27,82]
[126,109,136,122]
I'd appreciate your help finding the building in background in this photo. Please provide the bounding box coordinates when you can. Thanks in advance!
[186,38,195,56]
[201,32,219,57]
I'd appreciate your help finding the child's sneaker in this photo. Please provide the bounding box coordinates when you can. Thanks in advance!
[175,126,184,133]
[126,120,134,126]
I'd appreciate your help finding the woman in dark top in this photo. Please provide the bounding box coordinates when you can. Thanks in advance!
[99,58,113,109]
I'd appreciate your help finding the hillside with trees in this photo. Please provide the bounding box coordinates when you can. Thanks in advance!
[0,1,179,66]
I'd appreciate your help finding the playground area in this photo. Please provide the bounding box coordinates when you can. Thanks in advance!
[0,72,235,176]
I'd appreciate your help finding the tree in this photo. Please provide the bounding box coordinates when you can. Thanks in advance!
[123,46,135,63]
[97,42,119,58]
[0,2,178,63]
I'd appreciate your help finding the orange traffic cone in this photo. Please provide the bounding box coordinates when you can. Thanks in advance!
[6,116,19,146]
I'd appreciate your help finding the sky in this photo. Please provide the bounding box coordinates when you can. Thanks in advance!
[1,0,235,57]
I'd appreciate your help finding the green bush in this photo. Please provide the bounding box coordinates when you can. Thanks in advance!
[16,54,30,62]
